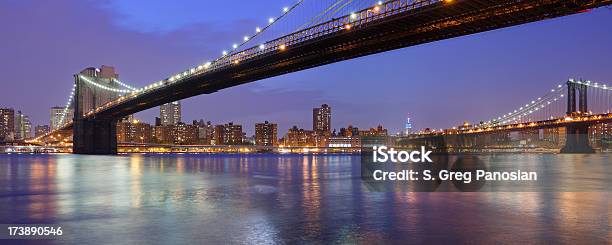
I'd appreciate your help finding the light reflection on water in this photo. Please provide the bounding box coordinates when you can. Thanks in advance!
[0,154,609,244]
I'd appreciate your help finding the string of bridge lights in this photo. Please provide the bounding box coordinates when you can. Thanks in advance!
[112,78,138,91]
[485,79,612,126]
[57,83,77,126]
[79,75,133,93]
[570,78,612,90]
[484,84,566,126]
[137,0,392,91]
[501,92,566,125]
[161,0,305,86]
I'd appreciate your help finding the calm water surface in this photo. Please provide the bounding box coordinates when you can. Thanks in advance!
[0,154,610,244]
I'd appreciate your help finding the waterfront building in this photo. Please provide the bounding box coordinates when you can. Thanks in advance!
[255,121,278,146]
[14,111,32,140]
[518,129,540,144]
[160,101,181,126]
[213,125,225,145]
[328,136,361,148]
[170,122,198,145]
[313,104,331,133]
[217,122,244,145]
[194,120,214,145]
[0,108,15,141]
[117,120,153,143]
[284,126,316,147]
[153,125,171,143]
[339,125,359,137]
[359,125,388,137]
[589,123,612,149]
[543,127,566,147]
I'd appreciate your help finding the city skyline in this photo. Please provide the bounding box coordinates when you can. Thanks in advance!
[1,1,612,135]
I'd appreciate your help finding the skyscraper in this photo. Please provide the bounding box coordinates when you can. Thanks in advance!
[14,111,32,140]
[404,116,413,135]
[255,121,278,146]
[0,108,15,141]
[313,104,331,132]
[160,101,181,126]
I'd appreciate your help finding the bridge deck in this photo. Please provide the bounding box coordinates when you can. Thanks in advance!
[80,0,610,120]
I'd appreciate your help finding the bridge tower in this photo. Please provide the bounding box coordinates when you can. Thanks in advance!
[561,80,594,153]
[72,67,120,154]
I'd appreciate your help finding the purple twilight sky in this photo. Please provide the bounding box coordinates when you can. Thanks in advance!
[1,0,611,135]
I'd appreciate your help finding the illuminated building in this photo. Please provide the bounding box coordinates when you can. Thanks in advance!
[194,120,214,145]
[160,101,181,126]
[0,108,15,141]
[170,122,198,145]
[313,104,331,132]
[404,116,413,135]
[339,125,359,137]
[359,125,388,136]
[255,121,278,146]
[214,122,244,145]
[518,129,540,143]
[213,125,225,145]
[589,123,612,149]
[328,136,360,147]
[34,125,50,137]
[117,120,153,143]
[153,125,171,143]
[543,127,566,147]
[14,111,32,140]
[284,126,316,146]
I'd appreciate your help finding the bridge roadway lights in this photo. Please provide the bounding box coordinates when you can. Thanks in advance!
[73,118,118,154]
[560,124,595,154]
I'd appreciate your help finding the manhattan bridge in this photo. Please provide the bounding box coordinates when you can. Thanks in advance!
[27,0,612,154]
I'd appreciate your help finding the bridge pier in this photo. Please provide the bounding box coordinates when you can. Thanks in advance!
[73,118,117,154]
[561,124,594,153]
[561,80,594,153]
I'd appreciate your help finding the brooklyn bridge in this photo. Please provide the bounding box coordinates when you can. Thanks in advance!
[26,0,612,154]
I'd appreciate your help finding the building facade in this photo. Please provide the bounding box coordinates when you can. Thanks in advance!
[283,126,316,147]
[160,101,181,126]
[14,111,32,140]
[117,121,153,143]
[255,121,278,146]
[313,104,331,133]
[0,108,15,141]
[213,122,244,145]
[194,120,214,145]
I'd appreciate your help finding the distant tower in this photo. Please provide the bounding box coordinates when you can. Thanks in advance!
[160,101,181,126]
[404,116,412,136]
[313,104,331,132]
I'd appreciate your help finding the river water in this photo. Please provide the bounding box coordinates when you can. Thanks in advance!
[0,154,609,244]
